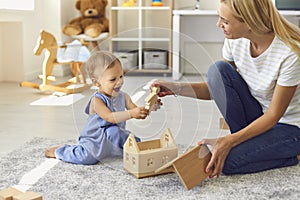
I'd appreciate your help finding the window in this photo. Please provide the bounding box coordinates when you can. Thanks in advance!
[0,0,34,11]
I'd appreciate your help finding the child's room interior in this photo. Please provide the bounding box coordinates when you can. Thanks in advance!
[0,0,300,199]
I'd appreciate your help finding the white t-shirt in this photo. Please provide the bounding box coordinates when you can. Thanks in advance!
[222,37,300,127]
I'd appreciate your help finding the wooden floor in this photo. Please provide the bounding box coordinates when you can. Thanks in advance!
[0,75,228,158]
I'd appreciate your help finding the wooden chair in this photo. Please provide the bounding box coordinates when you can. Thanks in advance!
[20,30,90,94]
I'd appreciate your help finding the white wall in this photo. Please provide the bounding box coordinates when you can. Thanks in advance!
[0,27,3,81]
[0,8,40,82]
[0,0,77,82]
[0,22,23,81]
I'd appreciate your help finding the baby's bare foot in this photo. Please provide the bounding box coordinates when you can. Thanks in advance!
[45,146,60,158]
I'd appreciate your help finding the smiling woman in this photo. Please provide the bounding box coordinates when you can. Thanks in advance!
[0,0,34,11]
[152,0,300,179]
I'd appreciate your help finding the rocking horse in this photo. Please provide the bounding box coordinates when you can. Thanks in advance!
[20,30,90,94]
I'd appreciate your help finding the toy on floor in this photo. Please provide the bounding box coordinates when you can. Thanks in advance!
[0,187,42,200]
[145,86,160,110]
[152,0,163,6]
[155,144,212,190]
[123,128,178,178]
[20,30,90,94]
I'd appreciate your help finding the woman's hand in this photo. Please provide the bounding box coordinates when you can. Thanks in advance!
[149,99,163,111]
[151,80,177,97]
[198,135,233,178]
[128,106,149,119]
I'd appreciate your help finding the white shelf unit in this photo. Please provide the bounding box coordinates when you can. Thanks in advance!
[109,0,173,75]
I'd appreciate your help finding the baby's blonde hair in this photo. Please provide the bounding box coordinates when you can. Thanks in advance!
[220,0,300,57]
[85,51,120,84]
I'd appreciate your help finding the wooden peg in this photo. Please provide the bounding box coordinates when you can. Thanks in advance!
[145,86,160,110]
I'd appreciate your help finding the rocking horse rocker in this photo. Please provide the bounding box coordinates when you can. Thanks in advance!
[20,30,90,94]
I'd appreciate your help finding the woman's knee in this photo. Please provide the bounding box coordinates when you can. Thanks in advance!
[207,60,230,76]
[207,61,231,87]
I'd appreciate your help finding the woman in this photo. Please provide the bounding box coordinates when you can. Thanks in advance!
[152,0,300,178]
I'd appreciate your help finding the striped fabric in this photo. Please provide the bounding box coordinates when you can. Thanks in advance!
[222,37,300,127]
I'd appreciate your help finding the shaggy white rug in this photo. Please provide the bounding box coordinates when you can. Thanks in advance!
[0,138,299,200]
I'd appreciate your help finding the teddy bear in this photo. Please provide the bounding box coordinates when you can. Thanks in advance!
[62,0,109,38]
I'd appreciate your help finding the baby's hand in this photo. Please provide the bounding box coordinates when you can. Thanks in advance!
[129,106,149,119]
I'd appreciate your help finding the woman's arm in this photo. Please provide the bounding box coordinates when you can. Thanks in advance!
[200,84,297,178]
[152,59,238,100]
[152,80,211,100]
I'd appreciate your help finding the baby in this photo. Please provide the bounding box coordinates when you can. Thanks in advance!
[45,51,158,164]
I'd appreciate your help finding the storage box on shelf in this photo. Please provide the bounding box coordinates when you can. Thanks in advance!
[114,50,138,71]
[110,0,173,76]
[143,49,168,69]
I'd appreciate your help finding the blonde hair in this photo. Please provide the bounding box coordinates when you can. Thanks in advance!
[220,0,300,57]
[85,51,120,84]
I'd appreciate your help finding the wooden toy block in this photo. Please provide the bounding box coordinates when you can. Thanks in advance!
[0,188,42,200]
[13,191,42,200]
[123,128,178,178]
[0,187,23,200]
[219,117,230,130]
[155,145,212,190]
[145,86,160,110]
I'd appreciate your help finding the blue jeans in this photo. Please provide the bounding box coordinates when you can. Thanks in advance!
[207,60,300,175]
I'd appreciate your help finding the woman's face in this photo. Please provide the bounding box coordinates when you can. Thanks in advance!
[97,62,124,98]
[216,3,250,39]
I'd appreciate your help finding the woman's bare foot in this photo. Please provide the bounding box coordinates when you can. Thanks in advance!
[45,146,60,158]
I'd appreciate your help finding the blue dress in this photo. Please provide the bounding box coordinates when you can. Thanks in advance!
[55,91,140,165]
